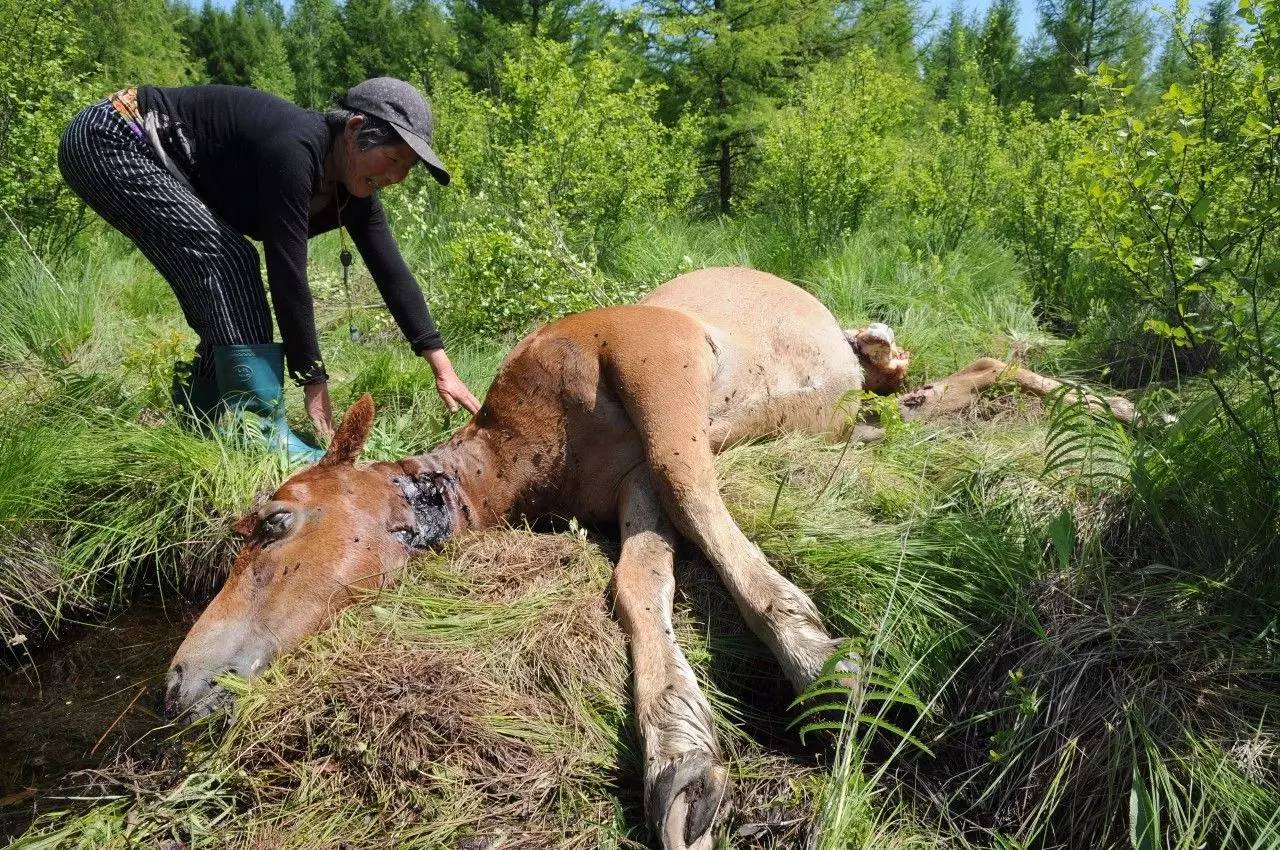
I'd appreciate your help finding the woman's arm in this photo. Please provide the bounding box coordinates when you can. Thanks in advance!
[256,151,329,388]
[348,197,480,414]
[257,147,333,436]
[423,347,481,415]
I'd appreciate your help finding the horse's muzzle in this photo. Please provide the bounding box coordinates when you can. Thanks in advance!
[163,662,236,720]
[163,628,278,720]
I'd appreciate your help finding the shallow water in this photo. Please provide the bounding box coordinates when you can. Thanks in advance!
[0,599,195,841]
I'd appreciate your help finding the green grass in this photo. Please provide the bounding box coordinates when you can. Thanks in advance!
[6,217,1280,849]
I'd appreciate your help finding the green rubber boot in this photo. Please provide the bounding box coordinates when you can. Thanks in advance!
[172,353,224,431]
[213,344,323,465]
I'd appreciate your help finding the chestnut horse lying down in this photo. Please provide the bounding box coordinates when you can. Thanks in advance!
[165,267,1132,850]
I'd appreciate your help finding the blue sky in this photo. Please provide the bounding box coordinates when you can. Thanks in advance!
[916,0,1041,41]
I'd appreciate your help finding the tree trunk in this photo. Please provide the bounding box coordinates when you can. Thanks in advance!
[718,138,732,214]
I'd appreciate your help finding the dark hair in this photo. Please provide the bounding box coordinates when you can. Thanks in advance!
[324,107,400,151]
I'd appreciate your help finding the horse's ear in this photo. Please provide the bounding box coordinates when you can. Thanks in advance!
[320,393,375,466]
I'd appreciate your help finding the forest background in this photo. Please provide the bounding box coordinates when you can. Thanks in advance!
[1,0,1279,847]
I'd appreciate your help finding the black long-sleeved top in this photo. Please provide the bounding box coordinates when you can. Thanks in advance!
[138,85,444,385]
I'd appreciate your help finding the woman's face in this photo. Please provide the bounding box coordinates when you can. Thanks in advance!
[341,116,418,198]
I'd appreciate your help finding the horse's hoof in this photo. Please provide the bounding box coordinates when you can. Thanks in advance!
[833,650,863,701]
[1106,395,1136,424]
[647,750,728,850]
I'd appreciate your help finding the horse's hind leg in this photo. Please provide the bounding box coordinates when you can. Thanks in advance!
[614,469,727,850]
[606,335,854,695]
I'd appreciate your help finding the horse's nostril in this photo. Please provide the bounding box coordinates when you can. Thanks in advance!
[163,677,184,719]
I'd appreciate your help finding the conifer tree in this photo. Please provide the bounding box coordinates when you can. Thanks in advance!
[644,0,847,214]
[1196,0,1235,60]
[451,0,606,91]
[248,19,296,99]
[285,0,348,108]
[1026,0,1151,115]
[338,0,409,82]
[850,0,919,71]
[977,0,1021,106]
[183,3,244,85]
[72,0,200,88]
[1151,9,1192,92]
[337,0,454,90]
[184,0,285,88]
[924,3,977,100]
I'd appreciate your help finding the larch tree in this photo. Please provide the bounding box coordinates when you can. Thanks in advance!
[977,0,1022,107]
[643,0,847,214]
[1196,0,1236,61]
[248,17,296,100]
[1027,0,1151,116]
[849,0,919,71]
[1150,5,1193,94]
[285,0,349,108]
[338,0,456,93]
[450,0,608,92]
[72,0,200,88]
[924,3,978,101]
[184,0,289,88]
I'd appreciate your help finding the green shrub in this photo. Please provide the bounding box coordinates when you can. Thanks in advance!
[1073,2,1279,450]
[893,68,1007,252]
[388,37,703,339]
[994,110,1098,327]
[0,0,94,255]
[742,50,924,250]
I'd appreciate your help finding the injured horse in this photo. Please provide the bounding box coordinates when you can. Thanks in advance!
[164,267,1133,850]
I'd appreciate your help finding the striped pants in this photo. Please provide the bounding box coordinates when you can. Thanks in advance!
[58,100,273,371]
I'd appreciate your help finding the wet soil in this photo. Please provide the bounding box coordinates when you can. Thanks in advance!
[0,599,195,841]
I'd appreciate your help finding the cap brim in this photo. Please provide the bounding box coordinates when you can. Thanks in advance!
[388,122,450,186]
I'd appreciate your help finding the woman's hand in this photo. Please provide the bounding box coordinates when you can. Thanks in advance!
[423,348,481,415]
[303,381,335,441]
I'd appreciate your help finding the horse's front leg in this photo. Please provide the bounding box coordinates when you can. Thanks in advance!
[895,357,1136,424]
[613,469,728,850]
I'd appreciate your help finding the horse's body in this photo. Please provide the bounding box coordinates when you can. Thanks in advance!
[165,267,1132,850]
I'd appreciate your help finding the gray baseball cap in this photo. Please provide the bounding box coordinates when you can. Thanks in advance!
[342,77,450,186]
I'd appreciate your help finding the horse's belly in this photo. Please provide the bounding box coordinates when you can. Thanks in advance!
[707,341,860,449]
[643,266,861,448]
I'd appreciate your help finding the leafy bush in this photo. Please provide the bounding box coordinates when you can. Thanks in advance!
[894,64,1007,252]
[389,37,703,339]
[742,50,924,249]
[0,0,94,255]
[1074,1,1280,434]
[993,109,1097,327]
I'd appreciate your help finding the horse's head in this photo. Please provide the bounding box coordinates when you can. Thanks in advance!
[164,394,463,719]
[852,323,911,395]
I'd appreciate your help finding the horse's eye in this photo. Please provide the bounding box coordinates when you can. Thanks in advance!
[260,511,294,539]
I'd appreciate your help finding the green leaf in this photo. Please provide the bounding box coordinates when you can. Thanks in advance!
[1046,509,1075,570]
[1129,763,1160,850]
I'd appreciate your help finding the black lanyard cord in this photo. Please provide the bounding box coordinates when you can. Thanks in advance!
[333,194,362,344]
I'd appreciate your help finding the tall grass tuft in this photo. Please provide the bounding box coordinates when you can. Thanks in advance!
[811,227,1046,378]
[0,254,103,370]
[910,384,1280,849]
